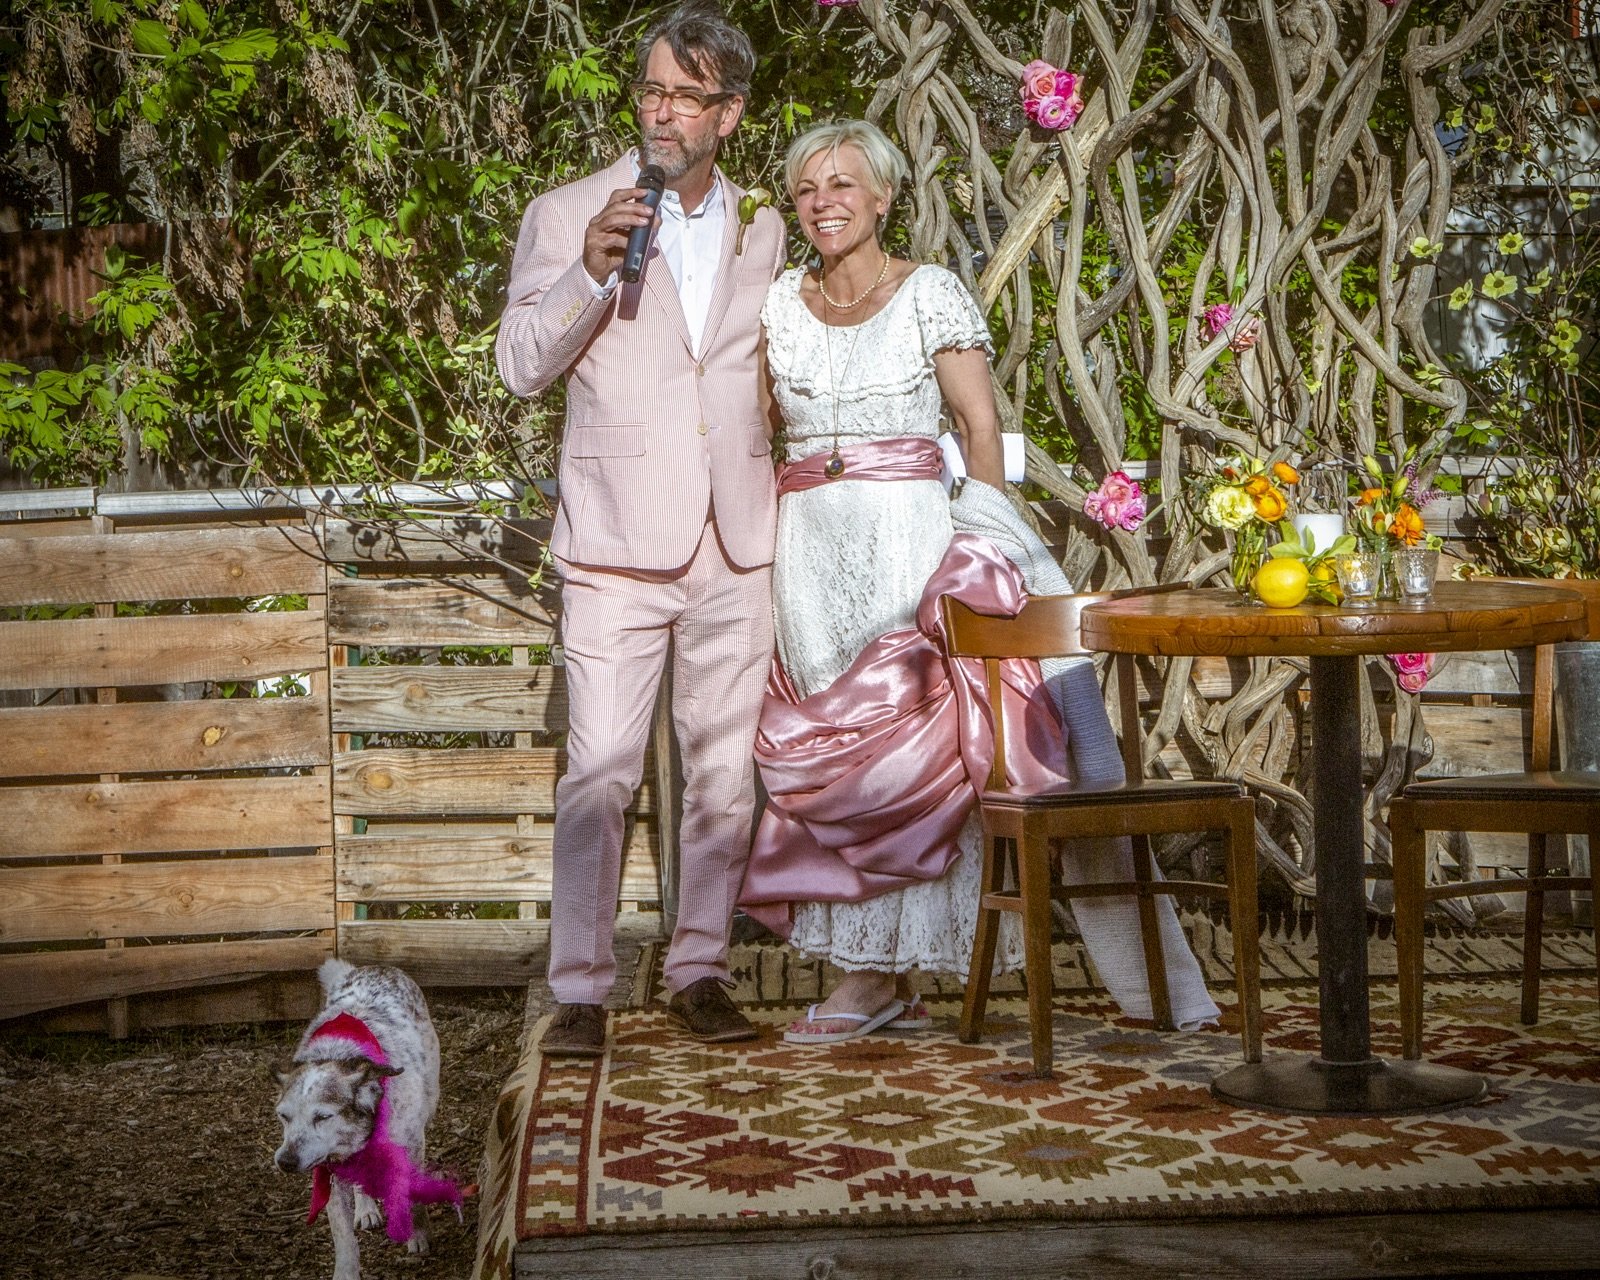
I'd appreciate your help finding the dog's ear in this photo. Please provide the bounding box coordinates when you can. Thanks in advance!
[353,1058,403,1082]
[269,1060,298,1089]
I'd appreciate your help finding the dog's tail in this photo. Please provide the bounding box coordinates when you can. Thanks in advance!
[317,957,356,994]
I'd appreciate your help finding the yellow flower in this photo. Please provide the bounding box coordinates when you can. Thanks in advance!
[1409,236,1442,259]
[1389,504,1426,546]
[1204,485,1256,530]
[1271,461,1300,485]
[1448,282,1474,310]
[1572,192,1592,212]
[1481,270,1517,300]
[1497,231,1525,255]
[1474,105,1496,134]
[1244,475,1271,497]
[1525,267,1552,296]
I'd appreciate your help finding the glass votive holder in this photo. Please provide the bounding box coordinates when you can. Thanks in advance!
[1393,546,1440,600]
[1334,550,1381,608]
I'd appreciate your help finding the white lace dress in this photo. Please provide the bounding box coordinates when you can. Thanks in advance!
[761,263,1024,977]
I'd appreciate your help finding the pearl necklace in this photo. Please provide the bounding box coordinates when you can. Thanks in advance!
[819,251,890,310]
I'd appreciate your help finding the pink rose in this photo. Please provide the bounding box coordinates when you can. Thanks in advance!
[1023,95,1042,123]
[1035,94,1080,131]
[1022,59,1059,102]
[1202,302,1234,340]
[1229,315,1260,353]
[1388,652,1433,692]
[1054,70,1079,99]
[1084,471,1146,532]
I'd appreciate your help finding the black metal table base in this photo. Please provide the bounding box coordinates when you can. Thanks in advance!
[1213,1054,1487,1115]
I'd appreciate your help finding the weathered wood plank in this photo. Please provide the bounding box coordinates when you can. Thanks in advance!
[334,827,660,901]
[0,694,330,779]
[0,854,334,944]
[2,775,332,857]
[320,516,552,568]
[327,576,556,646]
[512,1209,1600,1280]
[331,665,566,733]
[337,918,549,985]
[20,973,322,1032]
[333,748,655,816]
[0,611,326,691]
[0,935,330,1020]
[0,526,326,606]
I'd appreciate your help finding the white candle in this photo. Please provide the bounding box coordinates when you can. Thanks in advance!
[1292,512,1345,555]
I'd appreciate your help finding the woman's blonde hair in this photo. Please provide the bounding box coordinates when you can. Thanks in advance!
[783,119,908,207]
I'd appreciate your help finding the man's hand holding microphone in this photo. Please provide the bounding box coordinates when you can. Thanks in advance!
[582,165,666,286]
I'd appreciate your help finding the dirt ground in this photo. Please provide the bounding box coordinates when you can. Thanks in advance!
[0,987,528,1280]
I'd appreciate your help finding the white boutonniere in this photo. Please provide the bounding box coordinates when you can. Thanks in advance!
[735,187,773,255]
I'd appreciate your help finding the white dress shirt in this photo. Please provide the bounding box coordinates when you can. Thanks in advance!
[592,152,727,357]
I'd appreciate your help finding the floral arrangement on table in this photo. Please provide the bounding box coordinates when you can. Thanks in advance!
[1351,450,1443,553]
[1183,454,1303,601]
[1388,651,1433,693]
[1020,59,1084,132]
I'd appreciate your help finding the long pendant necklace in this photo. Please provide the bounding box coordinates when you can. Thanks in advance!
[821,281,864,479]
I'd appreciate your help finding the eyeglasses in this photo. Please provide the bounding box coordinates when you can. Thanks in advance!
[630,83,735,118]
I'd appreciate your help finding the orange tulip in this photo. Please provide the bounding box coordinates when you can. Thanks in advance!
[1272,461,1300,485]
[1253,487,1287,521]
[1245,475,1271,497]
[1358,487,1384,506]
[1389,503,1426,545]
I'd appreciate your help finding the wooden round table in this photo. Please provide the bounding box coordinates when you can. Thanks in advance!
[1081,580,1585,1115]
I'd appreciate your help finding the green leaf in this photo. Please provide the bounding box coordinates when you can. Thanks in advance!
[131,19,173,57]
[177,1,210,34]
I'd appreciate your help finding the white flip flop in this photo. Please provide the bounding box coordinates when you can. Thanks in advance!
[887,997,932,1030]
[783,998,907,1045]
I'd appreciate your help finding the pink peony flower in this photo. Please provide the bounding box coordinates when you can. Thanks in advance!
[1202,303,1234,341]
[1054,69,1079,99]
[1023,96,1042,123]
[1035,93,1081,131]
[1388,651,1433,692]
[1084,471,1146,532]
[1022,59,1059,101]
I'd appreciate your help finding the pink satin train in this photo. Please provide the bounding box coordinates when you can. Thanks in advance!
[739,524,1072,937]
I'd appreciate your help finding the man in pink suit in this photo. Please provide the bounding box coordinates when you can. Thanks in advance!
[496,2,785,1057]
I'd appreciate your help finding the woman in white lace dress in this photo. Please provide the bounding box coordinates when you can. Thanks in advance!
[748,120,1025,1041]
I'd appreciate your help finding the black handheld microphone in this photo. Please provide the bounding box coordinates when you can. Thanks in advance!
[620,164,666,283]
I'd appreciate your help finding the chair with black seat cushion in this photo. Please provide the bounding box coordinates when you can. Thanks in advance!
[1389,578,1600,1059]
[941,589,1262,1077]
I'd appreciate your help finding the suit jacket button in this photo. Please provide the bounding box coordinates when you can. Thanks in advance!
[696,423,708,435]
[696,364,705,377]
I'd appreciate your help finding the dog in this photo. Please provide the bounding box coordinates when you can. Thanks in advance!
[273,959,462,1280]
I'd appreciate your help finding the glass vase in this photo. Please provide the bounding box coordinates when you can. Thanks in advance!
[1229,522,1269,605]
[1375,540,1402,601]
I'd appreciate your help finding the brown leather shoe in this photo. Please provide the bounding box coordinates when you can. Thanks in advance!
[667,977,758,1043]
[540,1002,606,1057]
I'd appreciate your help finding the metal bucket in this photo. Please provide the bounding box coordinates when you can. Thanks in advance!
[1554,640,1599,925]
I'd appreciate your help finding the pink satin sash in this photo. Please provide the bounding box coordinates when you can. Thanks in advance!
[739,533,1072,936]
[776,436,943,496]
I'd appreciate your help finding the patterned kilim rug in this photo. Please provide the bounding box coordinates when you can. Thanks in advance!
[474,976,1599,1279]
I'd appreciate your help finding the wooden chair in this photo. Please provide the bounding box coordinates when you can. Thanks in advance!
[941,589,1262,1076]
[1389,578,1600,1059]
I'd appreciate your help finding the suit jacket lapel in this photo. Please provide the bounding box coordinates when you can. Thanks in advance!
[642,249,693,354]
[696,171,742,358]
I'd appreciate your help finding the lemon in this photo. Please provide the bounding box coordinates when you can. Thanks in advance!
[1253,557,1311,608]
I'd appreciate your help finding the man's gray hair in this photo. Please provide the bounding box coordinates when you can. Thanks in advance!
[636,2,756,100]
[783,119,909,205]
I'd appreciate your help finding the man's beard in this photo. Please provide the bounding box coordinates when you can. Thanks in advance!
[641,126,717,181]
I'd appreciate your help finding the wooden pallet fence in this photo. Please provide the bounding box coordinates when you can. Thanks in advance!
[323,514,668,987]
[0,521,335,1032]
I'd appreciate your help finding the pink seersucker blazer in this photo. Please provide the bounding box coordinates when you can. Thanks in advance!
[497,153,787,572]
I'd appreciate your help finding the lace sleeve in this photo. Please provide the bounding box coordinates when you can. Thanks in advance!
[914,266,994,361]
